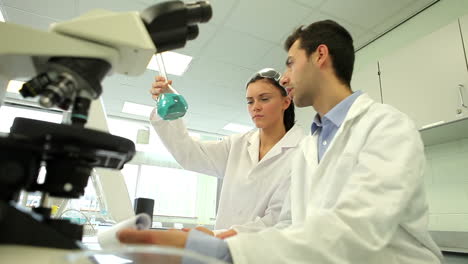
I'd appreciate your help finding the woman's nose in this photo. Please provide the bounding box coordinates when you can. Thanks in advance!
[252,101,261,111]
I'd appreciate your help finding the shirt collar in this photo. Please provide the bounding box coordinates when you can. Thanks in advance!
[311,90,363,134]
[311,115,322,134]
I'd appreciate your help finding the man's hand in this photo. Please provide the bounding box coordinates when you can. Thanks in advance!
[216,229,237,239]
[117,228,188,248]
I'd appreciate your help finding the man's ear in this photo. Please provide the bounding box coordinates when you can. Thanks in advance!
[316,44,329,66]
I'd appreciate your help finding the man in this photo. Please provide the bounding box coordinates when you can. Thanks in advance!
[118,20,443,263]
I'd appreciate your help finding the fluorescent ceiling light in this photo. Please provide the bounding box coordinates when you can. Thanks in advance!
[146,52,192,76]
[223,123,253,133]
[6,80,24,94]
[122,101,154,118]
[0,8,5,22]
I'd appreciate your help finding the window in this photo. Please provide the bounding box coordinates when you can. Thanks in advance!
[0,105,62,133]
[107,118,148,145]
[107,116,219,222]
[121,164,139,203]
[138,165,198,217]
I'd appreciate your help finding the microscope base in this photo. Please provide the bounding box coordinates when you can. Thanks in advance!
[0,201,82,249]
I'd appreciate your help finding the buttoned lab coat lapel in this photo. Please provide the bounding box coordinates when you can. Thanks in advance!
[319,93,374,165]
[293,131,319,222]
[246,126,302,179]
[247,130,260,167]
[297,94,374,211]
[307,93,374,170]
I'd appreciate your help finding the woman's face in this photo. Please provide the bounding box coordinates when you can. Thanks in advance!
[246,79,291,129]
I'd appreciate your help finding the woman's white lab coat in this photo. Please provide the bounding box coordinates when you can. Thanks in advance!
[150,111,305,231]
[226,94,443,263]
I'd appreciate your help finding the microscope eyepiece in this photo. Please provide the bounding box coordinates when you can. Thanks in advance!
[141,0,212,53]
[186,1,212,24]
[186,25,199,41]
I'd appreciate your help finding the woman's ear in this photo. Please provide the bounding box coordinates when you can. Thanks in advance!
[283,95,291,111]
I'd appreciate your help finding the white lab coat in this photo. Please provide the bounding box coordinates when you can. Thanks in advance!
[150,111,305,231]
[226,93,443,263]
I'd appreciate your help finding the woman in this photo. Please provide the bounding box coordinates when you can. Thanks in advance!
[149,68,305,237]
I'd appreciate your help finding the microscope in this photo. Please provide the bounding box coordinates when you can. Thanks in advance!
[0,0,212,262]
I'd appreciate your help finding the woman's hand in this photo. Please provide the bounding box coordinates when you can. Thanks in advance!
[117,228,188,248]
[216,229,237,239]
[181,226,215,236]
[181,227,238,239]
[150,76,173,100]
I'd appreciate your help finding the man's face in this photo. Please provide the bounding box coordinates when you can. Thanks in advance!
[281,39,318,107]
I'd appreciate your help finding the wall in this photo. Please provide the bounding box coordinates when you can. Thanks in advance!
[425,138,468,232]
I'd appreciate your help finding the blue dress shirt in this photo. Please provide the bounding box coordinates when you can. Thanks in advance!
[184,229,233,264]
[311,91,362,162]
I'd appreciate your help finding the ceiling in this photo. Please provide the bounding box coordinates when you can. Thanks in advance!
[1,0,438,135]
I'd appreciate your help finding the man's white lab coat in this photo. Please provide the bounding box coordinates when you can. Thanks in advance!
[150,113,305,231]
[226,94,442,263]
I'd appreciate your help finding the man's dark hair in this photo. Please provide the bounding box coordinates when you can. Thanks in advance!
[284,20,355,86]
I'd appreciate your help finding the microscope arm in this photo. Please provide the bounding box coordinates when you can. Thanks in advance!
[0,9,156,80]
[0,1,211,116]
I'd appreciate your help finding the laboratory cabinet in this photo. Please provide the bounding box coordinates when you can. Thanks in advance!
[420,116,468,146]
[459,14,468,114]
[378,20,468,129]
[351,62,382,103]
[460,14,468,71]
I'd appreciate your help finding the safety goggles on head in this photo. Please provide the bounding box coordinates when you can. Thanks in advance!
[246,68,284,89]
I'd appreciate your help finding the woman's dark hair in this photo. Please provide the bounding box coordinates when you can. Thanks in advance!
[246,76,295,131]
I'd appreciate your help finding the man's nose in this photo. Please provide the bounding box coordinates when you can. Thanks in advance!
[280,75,289,87]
